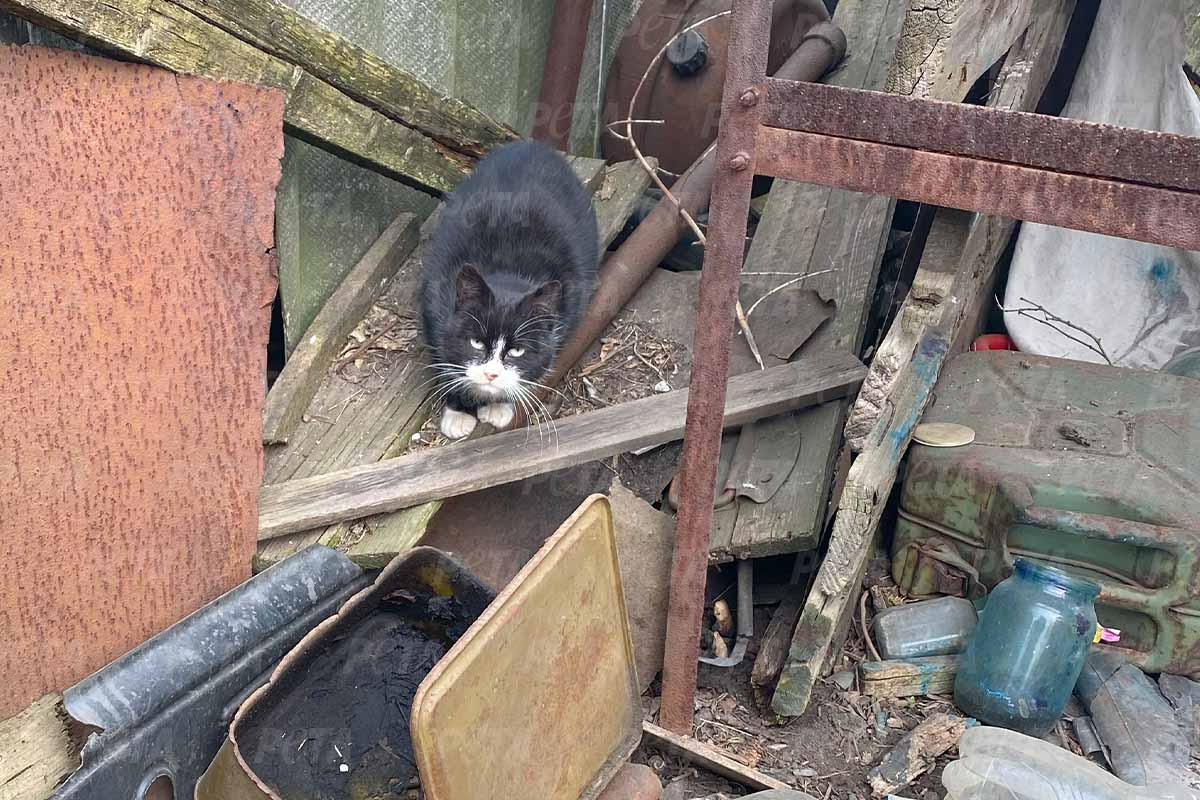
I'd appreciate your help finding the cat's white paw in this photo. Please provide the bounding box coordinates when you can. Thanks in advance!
[440,407,477,439]
[477,402,515,429]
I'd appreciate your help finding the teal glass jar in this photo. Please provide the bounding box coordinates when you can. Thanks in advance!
[954,559,1100,736]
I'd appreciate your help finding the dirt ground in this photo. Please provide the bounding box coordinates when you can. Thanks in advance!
[635,605,955,800]
[634,599,1200,800]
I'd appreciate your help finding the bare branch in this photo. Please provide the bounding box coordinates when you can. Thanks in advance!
[996,295,1113,365]
[612,9,765,369]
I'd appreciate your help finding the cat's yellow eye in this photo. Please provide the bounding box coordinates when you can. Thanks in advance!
[507,347,525,358]
[469,338,485,350]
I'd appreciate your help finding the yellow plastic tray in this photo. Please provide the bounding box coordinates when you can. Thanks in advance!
[411,494,642,800]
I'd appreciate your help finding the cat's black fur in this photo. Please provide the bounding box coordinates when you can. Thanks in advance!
[420,139,598,414]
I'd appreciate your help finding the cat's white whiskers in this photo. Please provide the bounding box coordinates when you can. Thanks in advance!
[514,383,559,452]
[515,314,558,334]
[509,391,537,447]
[426,377,473,409]
[516,377,570,401]
[413,367,469,393]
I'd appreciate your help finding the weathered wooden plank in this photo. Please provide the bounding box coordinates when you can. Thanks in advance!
[167,0,516,156]
[750,583,807,704]
[0,0,472,193]
[258,353,866,540]
[846,211,971,448]
[723,0,906,561]
[264,213,422,444]
[868,713,972,797]
[595,159,655,250]
[861,655,961,698]
[772,7,1076,719]
[0,694,78,800]
[764,78,1200,195]
[773,333,949,715]
[886,0,1040,101]
[641,722,791,792]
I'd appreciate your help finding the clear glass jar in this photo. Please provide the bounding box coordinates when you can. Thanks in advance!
[954,559,1100,736]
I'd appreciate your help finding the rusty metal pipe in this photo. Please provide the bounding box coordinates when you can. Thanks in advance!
[545,21,847,387]
[532,0,596,149]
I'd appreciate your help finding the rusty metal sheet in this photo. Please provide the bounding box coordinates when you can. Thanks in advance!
[411,495,642,800]
[0,45,283,719]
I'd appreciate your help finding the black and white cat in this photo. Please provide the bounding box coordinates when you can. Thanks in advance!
[420,140,599,439]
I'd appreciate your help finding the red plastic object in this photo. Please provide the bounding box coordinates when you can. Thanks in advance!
[972,334,1018,352]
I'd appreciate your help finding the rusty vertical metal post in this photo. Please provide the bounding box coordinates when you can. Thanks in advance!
[532,0,596,149]
[658,0,772,734]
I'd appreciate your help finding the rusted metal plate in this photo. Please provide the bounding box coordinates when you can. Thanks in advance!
[0,46,283,718]
[411,495,642,800]
[754,126,1200,252]
[763,78,1200,194]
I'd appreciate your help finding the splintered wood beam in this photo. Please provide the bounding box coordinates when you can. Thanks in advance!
[167,0,517,157]
[763,78,1200,194]
[641,722,792,793]
[861,655,961,698]
[754,125,1200,252]
[0,0,473,193]
[0,693,80,800]
[258,352,866,540]
[773,333,949,715]
[885,0,1040,102]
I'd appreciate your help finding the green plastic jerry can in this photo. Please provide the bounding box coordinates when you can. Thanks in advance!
[893,351,1200,676]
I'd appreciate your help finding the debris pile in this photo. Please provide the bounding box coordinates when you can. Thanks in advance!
[2,0,1199,800]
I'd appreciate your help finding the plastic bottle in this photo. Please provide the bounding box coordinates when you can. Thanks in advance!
[954,559,1099,736]
[871,595,977,659]
[942,726,1200,800]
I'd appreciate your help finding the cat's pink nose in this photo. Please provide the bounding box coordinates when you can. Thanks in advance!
[482,368,500,381]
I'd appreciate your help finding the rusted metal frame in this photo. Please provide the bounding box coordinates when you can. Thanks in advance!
[761,78,1200,194]
[532,0,596,149]
[754,126,1200,252]
[658,0,772,734]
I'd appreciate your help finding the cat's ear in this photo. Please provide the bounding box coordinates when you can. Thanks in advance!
[522,280,562,314]
[455,265,491,307]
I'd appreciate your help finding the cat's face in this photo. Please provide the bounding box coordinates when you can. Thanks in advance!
[439,265,562,403]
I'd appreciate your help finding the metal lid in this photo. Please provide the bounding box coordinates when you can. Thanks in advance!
[913,422,977,448]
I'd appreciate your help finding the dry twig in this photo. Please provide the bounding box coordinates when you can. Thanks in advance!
[604,10,768,369]
[744,269,839,319]
[996,295,1113,365]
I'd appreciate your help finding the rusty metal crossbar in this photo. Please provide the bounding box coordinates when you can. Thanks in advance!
[659,0,1200,733]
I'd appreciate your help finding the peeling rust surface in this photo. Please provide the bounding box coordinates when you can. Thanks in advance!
[0,45,283,718]
[659,0,773,734]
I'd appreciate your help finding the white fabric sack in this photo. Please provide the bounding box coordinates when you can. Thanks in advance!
[1004,0,1200,369]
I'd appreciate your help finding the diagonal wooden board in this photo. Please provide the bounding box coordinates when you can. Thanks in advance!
[770,0,1078,716]
[255,158,652,570]
[0,0,498,193]
[258,352,867,540]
